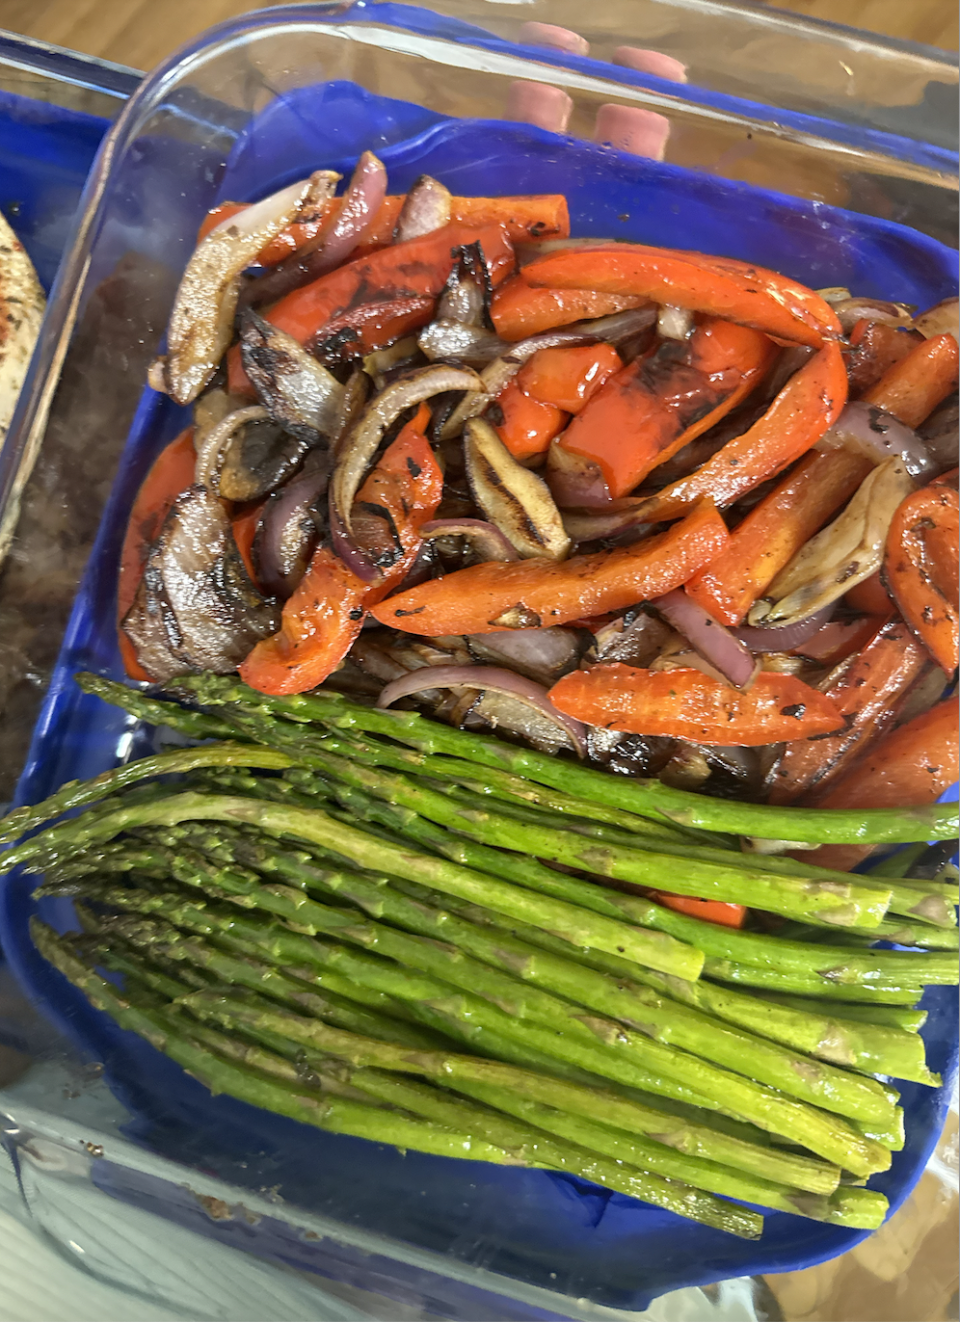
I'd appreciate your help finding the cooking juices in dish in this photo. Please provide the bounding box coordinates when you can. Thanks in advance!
[12,148,958,1244]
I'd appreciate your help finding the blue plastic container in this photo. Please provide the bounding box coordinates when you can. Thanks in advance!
[0,33,957,1319]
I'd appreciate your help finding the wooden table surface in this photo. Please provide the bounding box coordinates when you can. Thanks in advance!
[0,0,956,68]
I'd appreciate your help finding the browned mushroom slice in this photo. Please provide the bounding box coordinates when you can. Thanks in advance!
[148,171,337,406]
[218,416,309,502]
[121,485,279,679]
[463,417,570,560]
[240,310,345,444]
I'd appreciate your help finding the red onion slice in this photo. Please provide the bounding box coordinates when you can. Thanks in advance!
[421,518,519,562]
[546,446,612,508]
[377,663,587,757]
[733,605,834,652]
[241,152,388,308]
[562,506,655,544]
[329,503,380,584]
[651,590,757,689]
[255,463,330,598]
[830,297,915,334]
[393,175,452,243]
[817,400,937,481]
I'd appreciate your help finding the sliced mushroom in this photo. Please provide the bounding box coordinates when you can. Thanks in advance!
[193,387,249,448]
[913,297,959,340]
[122,485,279,680]
[464,417,571,561]
[218,415,308,502]
[749,458,916,627]
[148,171,336,405]
[240,309,345,444]
[593,611,674,667]
[194,405,269,491]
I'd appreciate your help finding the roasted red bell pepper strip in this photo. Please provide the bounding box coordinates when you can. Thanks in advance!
[116,428,197,680]
[547,665,844,745]
[240,412,443,694]
[492,380,568,462]
[227,222,516,394]
[635,340,848,523]
[862,332,959,428]
[844,318,923,397]
[518,343,623,414]
[791,700,959,872]
[768,619,929,804]
[685,446,872,625]
[370,499,729,635]
[199,194,568,265]
[883,482,959,673]
[522,245,842,348]
[844,569,895,616]
[490,275,647,340]
[551,319,773,499]
[648,893,748,929]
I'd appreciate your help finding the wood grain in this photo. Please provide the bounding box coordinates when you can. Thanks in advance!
[1,0,956,69]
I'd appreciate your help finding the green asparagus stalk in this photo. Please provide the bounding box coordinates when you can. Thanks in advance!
[755,995,927,1034]
[81,894,457,1052]
[0,743,294,846]
[74,673,239,741]
[446,1079,884,1228]
[376,879,937,1084]
[313,776,950,989]
[81,671,721,851]
[224,733,892,929]
[779,920,958,951]
[120,904,892,1174]
[428,782,957,930]
[86,859,909,1116]
[31,919,534,1170]
[175,979,841,1197]
[166,675,960,845]
[2,790,704,981]
[703,960,926,1003]
[57,922,841,1233]
[110,927,836,1196]
[161,979,852,1220]
[187,830,934,1093]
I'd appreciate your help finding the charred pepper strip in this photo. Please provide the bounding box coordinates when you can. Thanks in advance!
[635,340,848,523]
[521,245,842,348]
[883,483,959,674]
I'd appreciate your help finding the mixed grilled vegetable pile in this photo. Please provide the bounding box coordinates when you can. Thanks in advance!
[15,153,960,1239]
[119,155,958,847]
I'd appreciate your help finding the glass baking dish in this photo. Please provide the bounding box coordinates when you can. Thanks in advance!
[0,5,957,1318]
